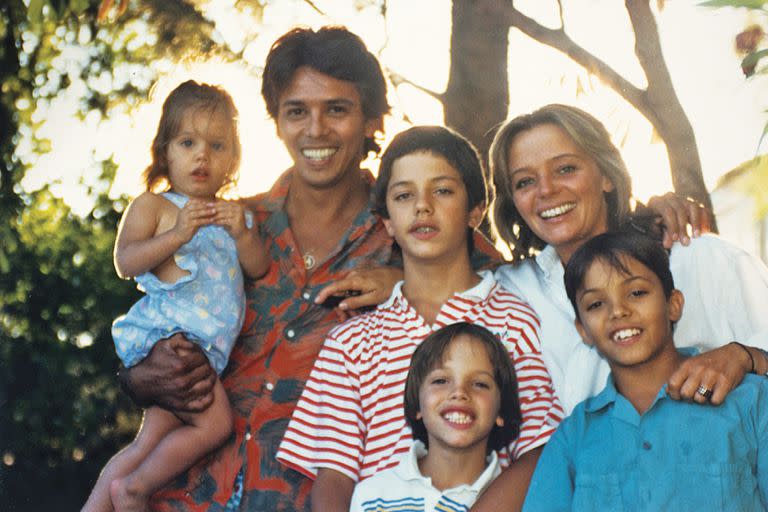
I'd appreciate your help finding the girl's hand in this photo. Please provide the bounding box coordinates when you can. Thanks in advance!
[173,199,216,243]
[212,200,248,240]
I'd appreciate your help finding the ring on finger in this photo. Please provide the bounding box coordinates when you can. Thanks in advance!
[696,385,713,400]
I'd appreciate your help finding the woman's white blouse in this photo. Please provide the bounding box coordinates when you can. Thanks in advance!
[496,234,768,414]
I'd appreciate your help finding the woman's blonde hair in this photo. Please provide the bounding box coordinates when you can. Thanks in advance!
[489,104,632,261]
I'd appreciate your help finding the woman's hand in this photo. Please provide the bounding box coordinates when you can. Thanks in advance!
[646,192,713,248]
[315,266,403,320]
[667,343,752,405]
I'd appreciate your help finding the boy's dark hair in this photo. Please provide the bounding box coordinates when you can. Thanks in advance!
[143,80,241,194]
[261,26,390,155]
[404,322,521,454]
[564,231,675,320]
[373,125,490,219]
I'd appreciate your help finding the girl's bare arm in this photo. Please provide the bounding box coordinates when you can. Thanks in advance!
[114,193,214,278]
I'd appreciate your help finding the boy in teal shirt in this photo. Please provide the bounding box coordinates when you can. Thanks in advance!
[523,231,768,511]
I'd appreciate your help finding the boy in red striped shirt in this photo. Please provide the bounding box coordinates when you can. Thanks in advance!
[276,125,563,511]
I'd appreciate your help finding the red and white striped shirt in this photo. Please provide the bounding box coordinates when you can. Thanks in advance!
[276,271,563,482]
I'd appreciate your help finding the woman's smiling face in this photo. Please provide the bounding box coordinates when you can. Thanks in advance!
[507,123,614,264]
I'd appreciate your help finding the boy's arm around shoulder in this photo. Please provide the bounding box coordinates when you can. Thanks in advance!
[114,192,210,278]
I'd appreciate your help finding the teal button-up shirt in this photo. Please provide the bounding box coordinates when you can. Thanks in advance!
[524,360,768,511]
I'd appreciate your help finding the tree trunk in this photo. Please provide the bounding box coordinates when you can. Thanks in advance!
[445,0,510,164]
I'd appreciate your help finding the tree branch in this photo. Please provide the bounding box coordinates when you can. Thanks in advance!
[387,68,445,102]
[301,0,325,16]
[625,0,680,124]
[500,4,647,110]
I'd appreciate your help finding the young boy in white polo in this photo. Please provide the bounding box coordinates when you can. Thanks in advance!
[350,322,522,511]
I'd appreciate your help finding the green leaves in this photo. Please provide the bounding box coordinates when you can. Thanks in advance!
[699,0,768,9]
[742,48,768,76]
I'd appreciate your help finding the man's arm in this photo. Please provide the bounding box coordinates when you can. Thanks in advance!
[118,334,216,412]
[313,228,503,315]
[470,447,541,512]
[311,468,355,512]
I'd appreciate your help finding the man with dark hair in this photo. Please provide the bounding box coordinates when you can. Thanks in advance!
[118,26,396,511]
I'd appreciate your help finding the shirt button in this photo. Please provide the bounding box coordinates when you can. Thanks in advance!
[642,441,652,450]
[286,329,295,339]
[302,291,311,300]
[244,432,252,441]
[266,381,274,391]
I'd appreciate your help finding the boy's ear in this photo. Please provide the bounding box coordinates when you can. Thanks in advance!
[575,318,595,347]
[467,203,485,229]
[383,217,395,238]
[668,289,684,323]
[415,411,422,421]
[495,416,504,428]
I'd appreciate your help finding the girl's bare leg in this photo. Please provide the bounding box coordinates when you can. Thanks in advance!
[110,378,232,512]
[81,406,182,512]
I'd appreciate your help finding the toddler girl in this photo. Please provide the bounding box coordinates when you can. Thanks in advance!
[83,80,268,512]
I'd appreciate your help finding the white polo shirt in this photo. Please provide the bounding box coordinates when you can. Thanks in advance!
[350,440,501,512]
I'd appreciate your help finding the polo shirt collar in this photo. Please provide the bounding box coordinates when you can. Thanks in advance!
[396,440,501,493]
[585,347,701,419]
[380,269,496,310]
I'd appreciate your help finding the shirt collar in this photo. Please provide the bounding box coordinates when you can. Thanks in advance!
[396,440,501,492]
[380,269,496,310]
[584,347,701,414]
[535,245,563,279]
[255,167,377,215]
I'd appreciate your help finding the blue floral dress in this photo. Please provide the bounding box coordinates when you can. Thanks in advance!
[112,191,250,374]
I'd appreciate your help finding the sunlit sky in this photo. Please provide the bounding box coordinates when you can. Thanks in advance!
[20,0,767,220]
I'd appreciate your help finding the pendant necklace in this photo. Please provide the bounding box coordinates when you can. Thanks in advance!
[303,251,317,270]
